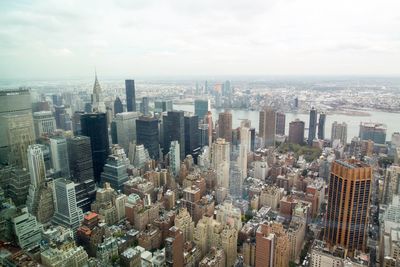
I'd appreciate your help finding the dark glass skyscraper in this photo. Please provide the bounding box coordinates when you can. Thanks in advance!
[67,135,96,212]
[114,97,123,115]
[308,107,317,145]
[318,112,326,140]
[163,111,185,160]
[276,112,286,135]
[184,114,200,159]
[80,113,109,183]
[194,99,209,121]
[136,116,160,160]
[125,79,136,112]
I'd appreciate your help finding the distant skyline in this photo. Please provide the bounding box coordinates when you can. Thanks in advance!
[1,0,400,79]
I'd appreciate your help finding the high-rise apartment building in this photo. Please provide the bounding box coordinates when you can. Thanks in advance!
[165,226,184,267]
[324,159,372,253]
[255,222,289,267]
[308,107,318,145]
[52,178,84,230]
[125,79,136,112]
[174,208,195,242]
[115,112,139,153]
[194,99,210,121]
[276,112,286,136]
[318,112,326,140]
[49,137,70,178]
[259,108,276,147]
[33,111,56,138]
[331,121,348,145]
[12,207,42,249]
[211,138,230,189]
[163,111,185,160]
[136,116,159,160]
[218,111,232,143]
[81,113,110,183]
[288,119,305,145]
[0,88,32,164]
[359,122,387,144]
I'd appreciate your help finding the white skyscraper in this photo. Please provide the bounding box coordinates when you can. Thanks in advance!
[52,178,83,230]
[212,138,230,189]
[50,137,70,178]
[170,141,181,176]
[33,111,56,138]
[26,144,54,223]
[238,122,250,179]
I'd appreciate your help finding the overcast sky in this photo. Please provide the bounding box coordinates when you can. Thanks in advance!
[1,0,400,79]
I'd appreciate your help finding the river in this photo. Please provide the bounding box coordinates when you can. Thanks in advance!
[174,104,400,141]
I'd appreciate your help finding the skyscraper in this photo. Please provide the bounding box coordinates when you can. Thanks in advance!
[26,145,54,224]
[141,97,149,116]
[184,114,200,159]
[212,138,230,189]
[52,178,84,230]
[6,114,35,169]
[276,112,286,136]
[259,108,276,147]
[92,73,105,112]
[80,113,110,183]
[54,105,67,129]
[136,116,160,160]
[324,159,372,253]
[125,79,136,112]
[113,97,123,115]
[194,99,210,121]
[218,110,232,143]
[238,122,250,179]
[0,88,32,164]
[67,136,96,212]
[49,137,70,178]
[100,154,129,191]
[169,141,181,176]
[359,122,387,144]
[163,111,185,160]
[318,112,326,140]
[308,107,318,145]
[33,111,56,138]
[288,119,305,145]
[331,121,348,145]
[114,112,139,154]
[154,100,173,113]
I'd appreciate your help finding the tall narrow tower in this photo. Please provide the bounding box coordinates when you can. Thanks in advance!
[92,72,105,112]
[259,107,276,147]
[125,79,136,112]
[324,159,372,253]
[308,107,318,145]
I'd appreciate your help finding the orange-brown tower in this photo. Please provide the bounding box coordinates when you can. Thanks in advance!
[324,159,372,253]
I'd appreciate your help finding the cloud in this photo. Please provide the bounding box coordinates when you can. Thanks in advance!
[0,0,400,78]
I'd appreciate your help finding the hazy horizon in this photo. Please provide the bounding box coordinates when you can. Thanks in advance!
[1,0,400,79]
